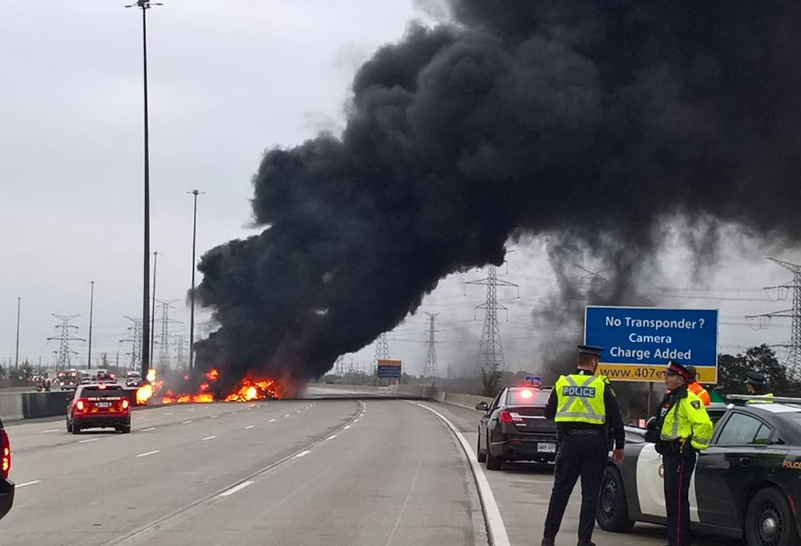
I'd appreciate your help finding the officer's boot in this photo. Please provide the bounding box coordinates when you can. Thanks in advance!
[541,538,555,546]
[576,541,596,546]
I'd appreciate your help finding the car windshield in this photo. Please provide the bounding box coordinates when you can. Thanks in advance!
[506,388,550,407]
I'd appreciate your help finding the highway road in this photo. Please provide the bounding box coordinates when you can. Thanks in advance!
[1,392,740,546]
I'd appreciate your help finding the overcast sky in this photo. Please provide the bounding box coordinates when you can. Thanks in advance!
[1,0,796,377]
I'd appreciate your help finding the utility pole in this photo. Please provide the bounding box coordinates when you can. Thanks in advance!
[188,189,204,372]
[47,315,85,371]
[150,251,159,363]
[14,297,20,371]
[87,281,95,369]
[424,312,440,378]
[121,316,143,370]
[746,257,801,379]
[465,265,519,374]
[125,0,162,381]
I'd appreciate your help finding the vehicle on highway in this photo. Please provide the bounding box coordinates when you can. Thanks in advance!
[597,396,801,546]
[66,384,131,434]
[0,415,14,521]
[124,371,142,387]
[475,385,557,470]
[57,369,80,391]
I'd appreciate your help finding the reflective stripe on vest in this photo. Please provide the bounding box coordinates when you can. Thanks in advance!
[554,374,606,424]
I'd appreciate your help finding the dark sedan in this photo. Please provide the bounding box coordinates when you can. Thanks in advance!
[475,386,557,470]
[0,414,14,521]
[597,398,801,546]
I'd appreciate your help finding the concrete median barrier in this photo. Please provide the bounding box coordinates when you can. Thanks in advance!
[0,393,23,421]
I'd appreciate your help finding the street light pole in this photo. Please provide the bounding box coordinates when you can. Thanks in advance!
[125,0,162,381]
[188,190,204,372]
[88,281,95,369]
[15,297,20,371]
[150,251,159,365]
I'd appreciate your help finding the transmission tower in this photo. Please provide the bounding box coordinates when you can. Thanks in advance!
[173,334,189,370]
[424,312,440,377]
[47,314,85,371]
[155,299,181,368]
[120,316,143,370]
[373,332,391,367]
[334,355,345,376]
[466,266,519,374]
[746,257,801,379]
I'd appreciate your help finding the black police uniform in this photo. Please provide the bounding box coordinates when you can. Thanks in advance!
[541,346,625,546]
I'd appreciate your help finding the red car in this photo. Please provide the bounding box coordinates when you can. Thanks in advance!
[67,384,131,434]
[0,415,14,521]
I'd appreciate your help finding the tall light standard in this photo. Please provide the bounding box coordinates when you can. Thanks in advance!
[150,251,159,365]
[15,297,21,371]
[188,190,204,372]
[125,0,162,381]
[87,281,95,369]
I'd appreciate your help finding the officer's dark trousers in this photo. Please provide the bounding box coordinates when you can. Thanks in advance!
[543,434,608,543]
[663,450,697,546]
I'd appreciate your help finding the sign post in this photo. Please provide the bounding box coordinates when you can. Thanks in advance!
[584,306,719,383]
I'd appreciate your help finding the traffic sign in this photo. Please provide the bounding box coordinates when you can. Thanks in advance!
[584,306,718,383]
[376,359,402,378]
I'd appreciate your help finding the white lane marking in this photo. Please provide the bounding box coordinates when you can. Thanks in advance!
[135,416,145,420]
[79,438,98,444]
[143,427,156,432]
[416,403,510,546]
[219,481,253,497]
[296,410,301,413]
[202,435,217,441]
[245,425,254,429]
[188,409,195,412]
[268,418,276,423]
[283,414,290,418]
[293,450,311,459]
[344,425,351,430]
[326,435,336,441]
[166,412,173,415]
[354,419,359,422]
[41,429,59,434]
[183,420,192,424]
[17,480,41,488]
[211,415,219,419]
[137,450,161,458]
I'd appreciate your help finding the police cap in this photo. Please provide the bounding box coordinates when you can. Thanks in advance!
[745,371,767,387]
[577,345,604,360]
[665,359,691,379]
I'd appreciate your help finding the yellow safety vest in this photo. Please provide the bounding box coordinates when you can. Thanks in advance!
[660,390,714,451]
[554,374,607,425]
[747,393,774,404]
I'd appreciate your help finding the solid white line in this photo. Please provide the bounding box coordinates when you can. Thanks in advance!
[268,418,276,423]
[202,435,217,441]
[79,438,98,444]
[183,420,192,424]
[17,480,41,488]
[245,425,254,429]
[137,450,161,458]
[344,425,351,430]
[416,403,510,546]
[326,435,336,441]
[41,429,59,434]
[143,427,156,432]
[219,481,253,497]
[293,450,311,459]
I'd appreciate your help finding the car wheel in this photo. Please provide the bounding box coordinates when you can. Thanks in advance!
[120,424,131,434]
[66,419,72,433]
[745,487,800,546]
[477,429,487,463]
[485,434,502,470]
[596,466,635,533]
[72,424,81,435]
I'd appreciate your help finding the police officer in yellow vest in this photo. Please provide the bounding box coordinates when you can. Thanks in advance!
[541,345,625,546]
[648,360,713,546]
[745,371,773,403]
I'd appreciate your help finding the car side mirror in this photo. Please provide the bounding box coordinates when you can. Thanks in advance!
[475,402,489,412]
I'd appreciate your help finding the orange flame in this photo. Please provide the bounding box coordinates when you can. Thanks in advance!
[162,393,214,404]
[206,369,219,381]
[224,378,278,402]
[136,383,154,405]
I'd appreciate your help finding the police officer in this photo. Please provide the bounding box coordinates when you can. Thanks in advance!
[650,360,713,546]
[745,371,773,402]
[541,345,625,546]
[684,365,710,406]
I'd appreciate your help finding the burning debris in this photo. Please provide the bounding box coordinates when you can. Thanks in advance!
[135,369,281,406]
[194,1,801,383]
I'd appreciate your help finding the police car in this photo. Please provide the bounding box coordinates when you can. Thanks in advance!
[475,382,558,470]
[596,396,801,546]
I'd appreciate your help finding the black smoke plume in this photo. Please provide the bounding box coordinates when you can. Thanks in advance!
[196,1,801,385]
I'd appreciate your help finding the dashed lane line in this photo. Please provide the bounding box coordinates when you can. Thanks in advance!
[268,418,276,423]
[79,438,98,444]
[17,480,41,488]
[202,435,217,441]
[245,425,254,429]
[143,427,156,432]
[219,481,254,497]
[293,450,311,459]
[137,450,161,458]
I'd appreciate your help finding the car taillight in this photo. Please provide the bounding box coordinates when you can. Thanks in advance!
[1,429,10,479]
[76,399,87,412]
[121,399,130,411]
[499,411,524,423]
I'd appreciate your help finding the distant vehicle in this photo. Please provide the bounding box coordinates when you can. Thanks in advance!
[66,384,131,434]
[94,369,117,384]
[58,369,80,391]
[597,397,801,546]
[475,385,557,470]
[124,371,142,387]
[0,415,14,521]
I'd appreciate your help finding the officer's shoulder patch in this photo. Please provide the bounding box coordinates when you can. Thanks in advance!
[691,400,701,410]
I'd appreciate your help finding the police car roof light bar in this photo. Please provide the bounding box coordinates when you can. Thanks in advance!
[727,394,801,405]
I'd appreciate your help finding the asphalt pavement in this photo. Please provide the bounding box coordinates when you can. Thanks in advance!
[0,393,742,546]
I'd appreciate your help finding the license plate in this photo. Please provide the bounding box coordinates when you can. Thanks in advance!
[537,442,556,453]
[97,402,109,408]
